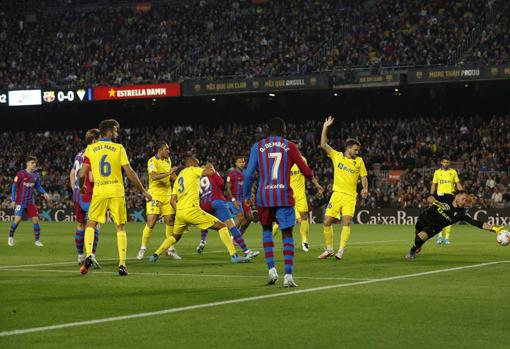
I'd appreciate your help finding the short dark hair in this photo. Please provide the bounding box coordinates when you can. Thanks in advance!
[184,156,199,166]
[441,155,450,161]
[345,138,361,148]
[234,155,245,162]
[268,117,285,135]
[26,156,37,163]
[85,128,100,145]
[155,141,168,152]
[98,119,120,136]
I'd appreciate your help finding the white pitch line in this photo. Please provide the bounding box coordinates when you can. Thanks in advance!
[0,260,507,338]
[0,257,136,270]
[0,268,374,281]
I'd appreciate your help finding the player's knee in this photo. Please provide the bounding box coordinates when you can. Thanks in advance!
[300,213,308,221]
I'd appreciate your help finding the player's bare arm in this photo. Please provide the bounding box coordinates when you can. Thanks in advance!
[69,169,76,190]
[430,182,437,195]
[361,176,369,198]
[320,116,335,155]
[122,164,152,201]
[310,176,324,195]
[170,194,177,210]
[79,162,90,193]
[456,182,463,191]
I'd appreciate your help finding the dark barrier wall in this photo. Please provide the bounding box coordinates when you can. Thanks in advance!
[1,208,508,226]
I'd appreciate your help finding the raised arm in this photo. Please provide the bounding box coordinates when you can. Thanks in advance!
[320,116,335,156]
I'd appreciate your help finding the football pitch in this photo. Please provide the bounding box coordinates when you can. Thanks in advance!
[0,222,509,348]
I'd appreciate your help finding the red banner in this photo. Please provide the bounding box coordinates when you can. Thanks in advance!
[93,83,181,101]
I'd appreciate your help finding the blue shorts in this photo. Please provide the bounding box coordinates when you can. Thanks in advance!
[227,201,242,215]
[212,200,234,222]
[258,206,296,230]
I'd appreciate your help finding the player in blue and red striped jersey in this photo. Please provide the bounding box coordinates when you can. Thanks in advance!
[226,156,253,235]
[7,156,51,247]
[197,164,259,259]
[69,129,101,267]
[243,118,324,287]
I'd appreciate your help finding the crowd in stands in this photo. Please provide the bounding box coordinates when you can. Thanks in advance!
[464,4,510,65]
[0,115,508,213]
[1,0,508,89]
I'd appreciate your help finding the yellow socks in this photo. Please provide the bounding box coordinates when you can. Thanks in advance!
[300,220,309,244]
[218,227,236,256]
[339,226,351,249]
[444,225,451,240]
[155,235,177,255]
[117,231,127,266]
[141,225,153,249]
[324,225,333,250]
[272,223,279,237]
[165,224,174,238]
[84,227,95,257]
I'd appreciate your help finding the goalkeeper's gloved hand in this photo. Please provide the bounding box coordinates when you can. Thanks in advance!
[491,226,505,234]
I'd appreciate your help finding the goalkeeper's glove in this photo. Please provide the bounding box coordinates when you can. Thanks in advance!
[491,226,505,234]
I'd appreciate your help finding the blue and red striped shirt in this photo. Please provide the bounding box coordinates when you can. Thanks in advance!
[72,149,93,203]
[243,136,313,207]
[200,172,226,212]
[226,169,244,201]
[11,170,46,206]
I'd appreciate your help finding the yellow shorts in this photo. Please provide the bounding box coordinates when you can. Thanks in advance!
[88,196,127,225]
[146,197,175,216]
[294,193,309,213]
[325,191,356,219]
[173,208,218,235]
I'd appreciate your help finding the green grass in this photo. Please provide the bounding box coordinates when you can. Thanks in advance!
[0,222,509,348]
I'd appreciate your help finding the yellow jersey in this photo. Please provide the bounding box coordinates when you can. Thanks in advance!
[147,155,172,198]
[329,149,367,197]
[84,138,130,198]
[172,166,203,210]
[432,168,460,195]
[290,157,307,197]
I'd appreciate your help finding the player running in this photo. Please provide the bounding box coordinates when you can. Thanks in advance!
[149,157,251,264]
[226,156,253,235]
[318,116,368,260]
[79,119,152,276]
[197,164,259,258]
[70,128,101,267]
[136,142,181,260]
[272,150,314,252]
[243,117,324,287]
[405,191,505,259]
[431,155,463,245]
[7,156,51,247]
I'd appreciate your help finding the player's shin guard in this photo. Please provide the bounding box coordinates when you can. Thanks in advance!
[282,236,295,275]
[262,231,275,270]
[165,224,173,239]
[218,227,236,256]
[155,236,177,255]
[339,226,351,249]
[92,228,99,254]
[444,225,451,240]
[33,223,41,241]
[200,230,208,242]
[75,229,85,254]
[9,223,18,237]
[323,225,333,250]
[141,225,153,249]
[84,227,95,257]
[230,226,248,253]
[117,231,127,266]
[272,223,279,237]
[300,220,309,243]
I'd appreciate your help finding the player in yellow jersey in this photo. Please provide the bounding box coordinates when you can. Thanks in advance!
[79,119,151,276]
[136,142,181,260]
[272,155,319,252]
[318,116,368,260]
[430,155,463,245]
[149,157,251,263]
